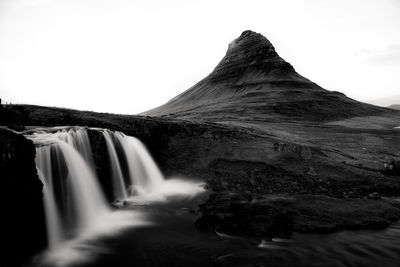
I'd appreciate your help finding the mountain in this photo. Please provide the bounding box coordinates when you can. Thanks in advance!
[144,30,388,121]
[388,104,400,110]
[367,95,400,108]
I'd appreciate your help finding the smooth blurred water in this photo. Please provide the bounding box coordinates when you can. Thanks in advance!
[30,129,110,249]
[215,223,400,267]
[102,130,128,200]
[32,196,400,267]
[26,127,207,267]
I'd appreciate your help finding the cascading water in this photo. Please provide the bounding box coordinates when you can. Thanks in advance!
[28,128,110,249]
[99,129,203,204]
[26,127,168,244]
[25,126,204,263]
[100,129,166,199]
[36,147,64,248]
[56,128,96,170]
[102,130,128,200]
[112,131,164,194]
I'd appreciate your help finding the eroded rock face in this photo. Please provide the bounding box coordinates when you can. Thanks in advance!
[0,129,46,267]
[87,129,115,202]
[209,30,295,83]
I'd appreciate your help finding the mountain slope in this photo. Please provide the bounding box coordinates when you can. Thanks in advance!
[388,104,400,110]
[144,30,388,121]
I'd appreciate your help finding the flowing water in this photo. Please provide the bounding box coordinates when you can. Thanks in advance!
[25,126,205,266]
[101,130,128,200]
[29,128,111,249]
[24,127,400,267]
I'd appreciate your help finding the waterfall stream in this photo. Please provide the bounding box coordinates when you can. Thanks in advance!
[114,131,164,194]
[24,126,204,267]
[102,130,128,200]
[25,127,173,249]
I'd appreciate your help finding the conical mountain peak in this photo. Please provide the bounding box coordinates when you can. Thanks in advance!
[211,30,294,83]
[228,30,274,52]
[144,30,387,121]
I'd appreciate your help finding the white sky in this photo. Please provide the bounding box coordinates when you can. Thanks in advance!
[0,0,399,114]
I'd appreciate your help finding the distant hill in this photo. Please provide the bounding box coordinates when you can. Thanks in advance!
[367,95,400,108]
[144,30,389,122]
[388,104,400,110]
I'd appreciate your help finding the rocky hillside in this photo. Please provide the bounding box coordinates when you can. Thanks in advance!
[389,104,400,110]
[144,30,389,122]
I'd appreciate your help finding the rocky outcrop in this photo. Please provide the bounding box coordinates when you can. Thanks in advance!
[0,104,24,125]
[273,142,312,160]
[0,129,46,266]
[144,30,389,121]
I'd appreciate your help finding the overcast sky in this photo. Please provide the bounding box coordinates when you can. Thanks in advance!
[1,0,399,114]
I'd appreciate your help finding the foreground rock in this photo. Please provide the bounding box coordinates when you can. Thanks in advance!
[0,129,46,266]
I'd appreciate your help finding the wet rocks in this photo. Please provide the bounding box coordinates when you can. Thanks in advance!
[383,159,400,176]
[305,166,317,176]
[0,129,47,266]
[368,192,381,200]
[87,129,115,202]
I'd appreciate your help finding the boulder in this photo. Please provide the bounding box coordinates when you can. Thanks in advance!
[273,142,312,160]
[368,192,381,200]
[383,159,400,176]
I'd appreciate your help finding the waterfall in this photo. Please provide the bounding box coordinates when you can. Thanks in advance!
[53,128,96,170]
[114,132,164,194]
[36,147,64,248]
[26,127,170,248]
[26,126,202,255]
[102,130,128,200]
[100,129,165,198]
[29,129,110,249]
